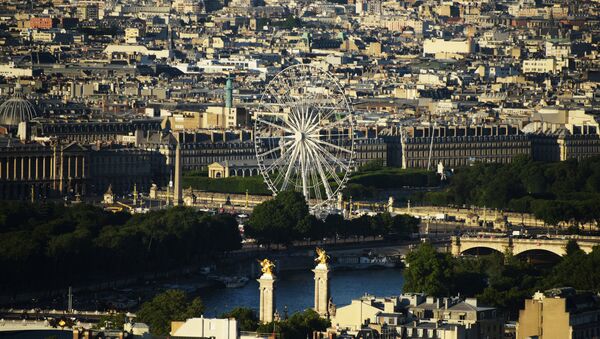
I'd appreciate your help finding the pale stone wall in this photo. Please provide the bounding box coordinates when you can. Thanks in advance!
[313,265,330,317]
[258,275,275,323]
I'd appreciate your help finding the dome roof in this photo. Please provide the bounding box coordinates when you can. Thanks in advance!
[0,96,38,126]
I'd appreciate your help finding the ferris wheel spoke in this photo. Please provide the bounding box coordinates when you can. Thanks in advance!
[315,151,344,188]
[326,113,354,128]
[270,147,294,186]
[255,117,294,134]
[304,107,321,133]
[280,79,300,108]
[307,139,352,172]
[288,110,303,132]
[264,142,297,173]
[256,134,296,140]
[256,139,294,158]
[306,144,334,200]
[299,143,309,199]
[260,102,285,117]
[268,85,297,113]
[305,139,345,187]
[320,106,346,124]
[311,138,354,155]
[306,109,351,136]
[310,133,353,139]
[270,150,294,187]
[316,95,346,120]
[308,160,322,203]
[281,143,301,191]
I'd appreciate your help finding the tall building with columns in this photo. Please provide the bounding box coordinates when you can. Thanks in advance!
[0,137,167,200]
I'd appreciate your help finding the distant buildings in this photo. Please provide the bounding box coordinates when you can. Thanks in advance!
[423,38,475,59]
[0,0,598,200]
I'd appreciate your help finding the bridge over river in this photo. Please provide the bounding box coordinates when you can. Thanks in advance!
[451,235,600,258]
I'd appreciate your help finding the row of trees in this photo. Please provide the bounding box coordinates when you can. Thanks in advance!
[404,241,600,319]
[420,156,600,228]
[0,203,241,292]
[246,191,419,245]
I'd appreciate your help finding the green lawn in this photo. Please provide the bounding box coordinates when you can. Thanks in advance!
[181,175,271,195]
[348,167,440,188]
[182,167,439,198]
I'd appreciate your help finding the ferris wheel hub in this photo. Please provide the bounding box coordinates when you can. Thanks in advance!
[294,131,305,142]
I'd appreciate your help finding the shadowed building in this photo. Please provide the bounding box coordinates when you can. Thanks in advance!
[18,117,162,143]
[136,130,387,173]
[384,124,529,168]
[384,123,600,169]
[0,137,167,200]
[517,288,600,339]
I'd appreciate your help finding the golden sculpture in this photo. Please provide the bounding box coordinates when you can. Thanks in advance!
[258,258,275,275]
[315,247,329,265]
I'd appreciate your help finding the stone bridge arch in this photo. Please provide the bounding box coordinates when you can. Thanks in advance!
[452,236,597,258]
[511,240,566,257]
[451,236,510,256]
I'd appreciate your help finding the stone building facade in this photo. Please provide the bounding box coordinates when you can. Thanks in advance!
[517,288,600,339]
[531,132,600,162]
[0,138,167,200]
[403,134,531,168]
[19,118,162,143]
[137,130,387,174]
[384,124,600,169]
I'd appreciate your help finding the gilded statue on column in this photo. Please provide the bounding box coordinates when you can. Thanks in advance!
[315,247,329,265]
[258,258,275,275]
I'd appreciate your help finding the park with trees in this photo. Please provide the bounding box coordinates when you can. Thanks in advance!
[418,156,600,230]
[0,202,241,293]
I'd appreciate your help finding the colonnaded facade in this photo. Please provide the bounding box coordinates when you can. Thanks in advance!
[0,138,167,200]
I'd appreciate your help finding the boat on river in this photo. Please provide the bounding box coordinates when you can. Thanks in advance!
[207,275,250,288]
[333,253,400,270]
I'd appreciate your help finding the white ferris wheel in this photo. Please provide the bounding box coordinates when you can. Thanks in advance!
[253,64,356,210]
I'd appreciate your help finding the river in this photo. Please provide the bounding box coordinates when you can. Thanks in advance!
[200,268,405,317]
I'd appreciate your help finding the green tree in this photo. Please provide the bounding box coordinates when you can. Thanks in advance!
[403,243,454,296]
[565,239,582,256]
[94,312,127,330]
[476,254,540,319]
[257,309,329,339]
[385,214,419,239]
[136,290,204,335]
[246,191,309,245]
[220,307,258,331]
[543,246,600,292]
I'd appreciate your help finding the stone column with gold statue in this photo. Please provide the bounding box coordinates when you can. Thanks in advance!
[257,258,276,323]
[313,247,330,318]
